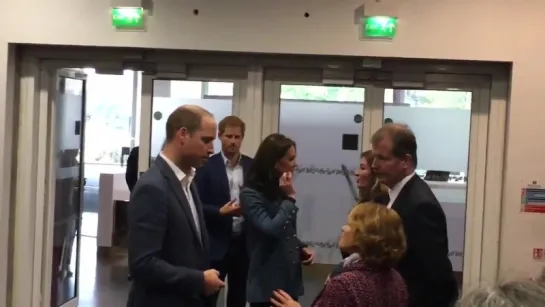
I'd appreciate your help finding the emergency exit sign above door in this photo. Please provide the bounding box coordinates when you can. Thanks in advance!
[111,7,145,30]
[362,16,398,39]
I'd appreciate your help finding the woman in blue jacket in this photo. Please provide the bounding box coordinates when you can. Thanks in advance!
[240,133,315,307]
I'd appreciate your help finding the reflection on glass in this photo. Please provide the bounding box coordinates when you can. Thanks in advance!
[50,76,85,306]
[149,80,234,164]
[383,88,471,288]
[278,84,365,306]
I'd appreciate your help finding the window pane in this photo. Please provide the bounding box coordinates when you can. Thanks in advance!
[280,84,365,102]
[84,69,135,165]
[150,80,233,162]
[206,81,234,96]
[170,80,202,98]
[384,88,394,103]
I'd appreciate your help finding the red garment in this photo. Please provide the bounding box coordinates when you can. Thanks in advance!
[312,262,408,307]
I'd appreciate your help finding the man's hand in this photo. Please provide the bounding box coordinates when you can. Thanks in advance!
[203,269,225,296]
[301,247,315,265]
[219,200,242,216]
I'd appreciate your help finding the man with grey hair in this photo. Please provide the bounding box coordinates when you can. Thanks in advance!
[458,272,545,307]
[371,123,458,307]
[127,105,224,307]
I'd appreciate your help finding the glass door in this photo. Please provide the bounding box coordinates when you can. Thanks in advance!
[376,78,492,293]
[278,83,366,263]
[263,79,369,307]
[138,77,239,173]
[383,88,472,288]
[50,69,87,307]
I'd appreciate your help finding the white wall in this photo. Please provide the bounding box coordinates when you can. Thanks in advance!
[1,0,544,279]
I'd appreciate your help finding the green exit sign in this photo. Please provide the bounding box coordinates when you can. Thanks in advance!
[362,16,398,39]
[111,7,145,30]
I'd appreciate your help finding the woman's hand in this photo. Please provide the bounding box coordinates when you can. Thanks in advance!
[301,247,315,265]
[279,172,296,198]
[270,290,301,307]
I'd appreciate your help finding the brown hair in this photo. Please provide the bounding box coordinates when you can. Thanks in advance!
[359,150,389,202]
[218,115,246,136]
[348,202,406,269]
[245,133,295,200]
[371,123,418,167]
[165,105,213,141]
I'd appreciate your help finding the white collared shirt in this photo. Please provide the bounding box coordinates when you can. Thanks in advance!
[159,152,201,240]
[387,172,416,209]
[222,152,244,234]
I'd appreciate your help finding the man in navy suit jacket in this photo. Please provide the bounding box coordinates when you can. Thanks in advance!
[195,116,253,307]
[127,105,224,307]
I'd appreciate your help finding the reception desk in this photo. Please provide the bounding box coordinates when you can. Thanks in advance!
[97,172,130,255]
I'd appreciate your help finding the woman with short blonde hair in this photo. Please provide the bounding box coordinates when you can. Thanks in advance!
[271,202,409,307]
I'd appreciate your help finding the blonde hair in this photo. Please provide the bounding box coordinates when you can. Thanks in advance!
[348,202,406,269]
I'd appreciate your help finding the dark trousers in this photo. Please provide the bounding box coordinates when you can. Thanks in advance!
[212,235,248,307]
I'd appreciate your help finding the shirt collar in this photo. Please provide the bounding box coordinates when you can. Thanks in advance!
[343,253,362,267]
[388,172,416,203]
[159,152,195,183]
[221,151,241,167]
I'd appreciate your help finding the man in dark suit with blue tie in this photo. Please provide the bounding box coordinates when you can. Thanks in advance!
[127,105,225,307]
[196,116,253,307]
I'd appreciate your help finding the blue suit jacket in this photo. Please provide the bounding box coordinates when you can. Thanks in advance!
[195,153,252,261]
[127,156,212,307]
[239,186,305,302]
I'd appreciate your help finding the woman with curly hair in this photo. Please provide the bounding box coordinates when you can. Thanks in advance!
[270,202,408,307]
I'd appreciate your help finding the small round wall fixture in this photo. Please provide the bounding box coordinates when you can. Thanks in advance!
[354,114,363,124]
[153,111,163,120]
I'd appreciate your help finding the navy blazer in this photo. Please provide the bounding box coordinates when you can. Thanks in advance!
[239,186,305,303]
[127,156,212,307]
[195,153,252,261]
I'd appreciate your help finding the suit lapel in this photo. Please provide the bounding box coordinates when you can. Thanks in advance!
[155,156,203,249]
[241,155,251,177]
[211,153,231,198]
[191,183,209,252]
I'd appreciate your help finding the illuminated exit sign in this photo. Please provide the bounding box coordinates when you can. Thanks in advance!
[362,16,398,39]
[111,7,145,30]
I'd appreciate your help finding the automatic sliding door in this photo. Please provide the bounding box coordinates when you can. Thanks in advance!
[275,83,366,306]
[383,88,471,286]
